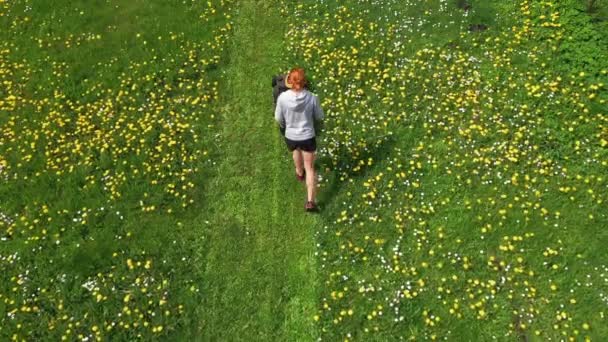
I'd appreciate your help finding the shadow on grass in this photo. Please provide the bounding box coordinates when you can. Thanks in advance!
[316,134,397,211]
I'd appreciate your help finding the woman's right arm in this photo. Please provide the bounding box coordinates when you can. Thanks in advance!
[274,99,285,128]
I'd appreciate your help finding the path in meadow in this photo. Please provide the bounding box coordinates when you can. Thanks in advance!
[196,1,320,340]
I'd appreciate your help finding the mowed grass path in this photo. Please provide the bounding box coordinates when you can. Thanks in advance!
[195,1,320,340]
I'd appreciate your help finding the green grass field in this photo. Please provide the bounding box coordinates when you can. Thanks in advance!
[1,0,607,340]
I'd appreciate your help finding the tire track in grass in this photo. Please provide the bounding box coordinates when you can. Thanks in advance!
[196,1,320,340]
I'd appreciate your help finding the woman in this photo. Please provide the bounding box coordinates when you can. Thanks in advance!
[274,67,324,211]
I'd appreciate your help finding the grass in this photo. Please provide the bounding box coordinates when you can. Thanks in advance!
[1,0,239,339]
[195,1,320,340]
[2,0,608,340]
[283,0,608,340]
[2,0,322,339]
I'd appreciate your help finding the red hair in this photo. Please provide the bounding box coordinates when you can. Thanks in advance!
[288,67,306,90]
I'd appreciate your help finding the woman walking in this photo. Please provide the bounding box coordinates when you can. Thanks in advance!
[274,67,324,211]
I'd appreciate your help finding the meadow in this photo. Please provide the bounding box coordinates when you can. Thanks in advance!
[1,0,607,341]
[282,0,608,340]
[1,0,237,340]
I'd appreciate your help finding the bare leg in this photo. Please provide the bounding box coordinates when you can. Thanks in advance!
[292,149,304,177]
[302,150,316,202]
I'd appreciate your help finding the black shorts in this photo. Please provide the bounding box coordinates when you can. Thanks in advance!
[285,137,316,152]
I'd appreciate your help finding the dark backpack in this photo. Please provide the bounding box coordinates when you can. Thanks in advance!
[271,73,310,108]
[272,74,290,108]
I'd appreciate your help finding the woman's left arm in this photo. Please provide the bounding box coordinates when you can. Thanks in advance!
[313,96,325,136]
[313,95,324,121]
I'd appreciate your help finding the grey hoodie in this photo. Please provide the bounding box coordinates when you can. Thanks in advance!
[274,89,324,141]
